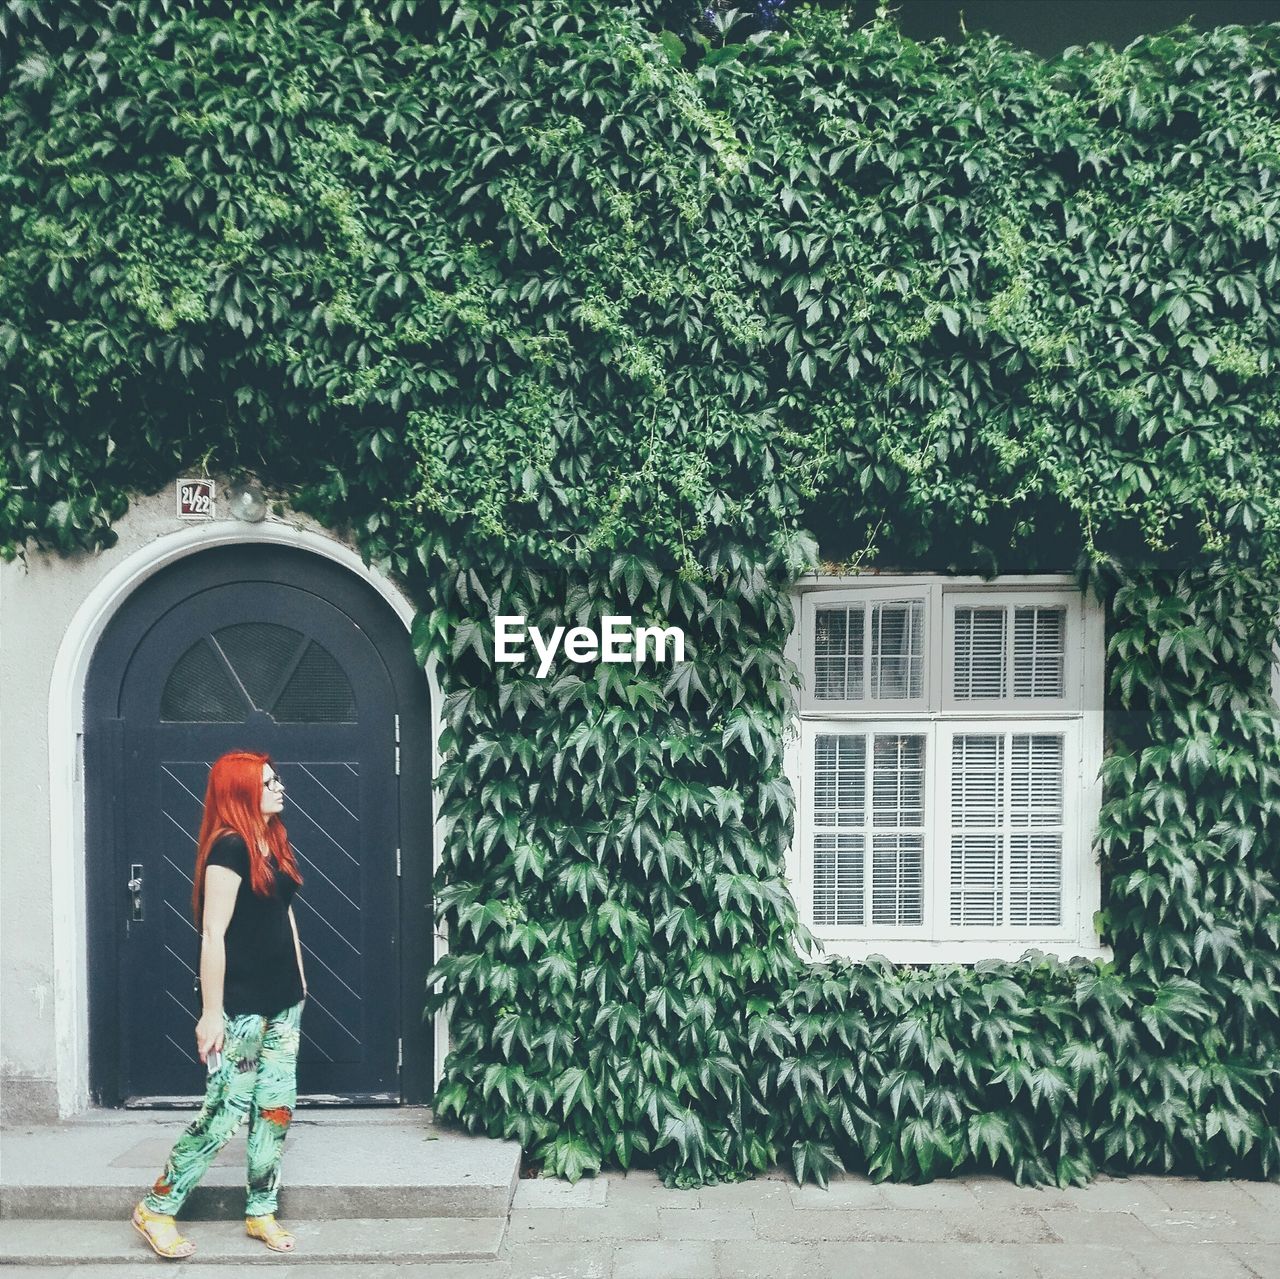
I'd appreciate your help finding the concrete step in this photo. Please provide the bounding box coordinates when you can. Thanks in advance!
[1,1109,521,1221]
[0,1216,507,1265]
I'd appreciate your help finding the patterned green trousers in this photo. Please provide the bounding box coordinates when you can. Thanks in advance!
[142,1000,304,1217]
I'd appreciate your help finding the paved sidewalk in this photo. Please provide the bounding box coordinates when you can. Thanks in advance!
[3,1168,1278,1277]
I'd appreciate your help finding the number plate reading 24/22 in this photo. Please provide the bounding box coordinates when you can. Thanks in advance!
[177,479,215,519]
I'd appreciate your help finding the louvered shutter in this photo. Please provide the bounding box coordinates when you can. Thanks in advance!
[953,602,1066,701]
[1008,734,1064,925]
[953,607,1006,698]
[812,834,864,926]
[950,734,1004,925]
[811,732,925,927]
[1013,606,1066,698]
[869,734,925,925]
[812,733,866,924]
[949,730,1064,928]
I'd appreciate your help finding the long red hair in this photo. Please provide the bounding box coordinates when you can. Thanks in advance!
[191,750,303,925]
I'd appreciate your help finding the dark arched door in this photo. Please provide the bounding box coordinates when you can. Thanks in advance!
[85,544,433,1106]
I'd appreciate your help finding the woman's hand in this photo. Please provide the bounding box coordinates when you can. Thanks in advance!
[195,1009,224,1062]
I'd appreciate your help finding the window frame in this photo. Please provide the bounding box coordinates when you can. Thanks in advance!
[800,718,936,940]
[942,590,1078,714]
[784,572,1109,965]
[801,586,933,714]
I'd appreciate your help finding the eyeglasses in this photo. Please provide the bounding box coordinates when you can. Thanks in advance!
[264,774,286,791]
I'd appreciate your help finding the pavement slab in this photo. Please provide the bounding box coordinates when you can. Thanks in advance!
[1225,1243,1280,1278]
[811,1240,1033,1278]
[611,1239,717,1279]
[1132,1242,1275,1279]
[513,1177,610,1209]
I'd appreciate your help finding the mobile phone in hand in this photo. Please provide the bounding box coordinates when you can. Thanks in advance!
[206,1048,223,1073]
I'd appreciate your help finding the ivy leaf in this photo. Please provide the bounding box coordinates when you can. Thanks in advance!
[791,1140,842,1188]
[966,1112,1015,1167]
[540,1133,602,1184]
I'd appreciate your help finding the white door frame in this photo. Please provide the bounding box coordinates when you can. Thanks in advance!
[49,520,448,1115]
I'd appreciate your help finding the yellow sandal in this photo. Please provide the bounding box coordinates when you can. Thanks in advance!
[131,1201,196,1259]
[246,1213,297,1252]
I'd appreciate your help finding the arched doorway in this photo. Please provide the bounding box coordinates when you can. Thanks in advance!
[84,543,433,1106]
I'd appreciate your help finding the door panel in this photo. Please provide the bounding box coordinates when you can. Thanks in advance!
[111,580,399,1103]
[87,544,433,1108]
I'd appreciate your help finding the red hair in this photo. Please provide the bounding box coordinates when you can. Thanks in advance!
[191,750,303,925]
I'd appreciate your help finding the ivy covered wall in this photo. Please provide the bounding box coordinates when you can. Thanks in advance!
[3,0,1280,1184]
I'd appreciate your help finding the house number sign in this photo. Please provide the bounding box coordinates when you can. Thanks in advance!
[176,478,215,519]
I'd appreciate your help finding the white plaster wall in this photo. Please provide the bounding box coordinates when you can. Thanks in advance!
[0,478,444,1121]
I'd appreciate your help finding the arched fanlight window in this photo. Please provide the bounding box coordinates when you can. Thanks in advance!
[160,622,356,723]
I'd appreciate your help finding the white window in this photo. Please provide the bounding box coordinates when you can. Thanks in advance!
[786,574,1108,963]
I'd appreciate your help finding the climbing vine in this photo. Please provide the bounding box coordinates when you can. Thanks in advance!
[3,0,1280,1185]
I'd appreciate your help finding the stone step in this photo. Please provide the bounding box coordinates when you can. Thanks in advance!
[0,1109,521,1221]
[0,1216,507,1265]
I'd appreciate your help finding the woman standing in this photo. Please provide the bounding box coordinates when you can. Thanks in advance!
[131,751,307,1260]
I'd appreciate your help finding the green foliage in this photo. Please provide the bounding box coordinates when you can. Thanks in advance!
[3,0,1280,1185]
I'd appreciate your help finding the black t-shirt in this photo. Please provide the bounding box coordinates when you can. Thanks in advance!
[203,832,304,1017]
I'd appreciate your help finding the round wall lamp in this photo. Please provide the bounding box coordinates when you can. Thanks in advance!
[226,479,268,523]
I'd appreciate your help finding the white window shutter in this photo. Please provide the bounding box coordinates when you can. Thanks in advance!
[871,834,925,925]
[813,733,865,826]
[1008,734,1064,925]
[953,606,1006,699]
[813,833,864,925]
[1013,606,1066,698]
[869,734,925,925]
[812,734,866,924]
[949,730,1064,929]
[810,731,926,928]
[953,602,1067,702]
[950,734,1004,926]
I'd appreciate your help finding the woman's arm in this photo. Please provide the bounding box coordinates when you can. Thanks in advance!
[195,866,239,1060]
[288,906,307,999]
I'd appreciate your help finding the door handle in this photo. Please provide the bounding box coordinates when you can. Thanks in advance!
[127,863,144,922]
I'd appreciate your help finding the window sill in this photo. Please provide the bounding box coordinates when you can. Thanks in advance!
[800,937,1113,966]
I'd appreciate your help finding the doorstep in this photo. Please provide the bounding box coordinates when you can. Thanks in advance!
[0,1106,520,1222]
[0,1216,507,1266]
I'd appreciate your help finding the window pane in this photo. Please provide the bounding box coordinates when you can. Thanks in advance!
[872,734,925,827]
[1009,833,1062,926]
[1013,606,1066,697]
[871,601,924,699]
[1010,734,1064,826]
[868,733,926,926]
[813,834,864,925]
[953,606,1006,699]
[949,731,1064,929]
[814,606,864,699]
[950,734,1005,926]
[213,622,306,711]
[272,641,357,723]
[871,834,924,925]
[1009,735,1064,921]
[952,733,1004,826]
[951,835,1002,926]
[813,734,866,827]
[161,639,251,722]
